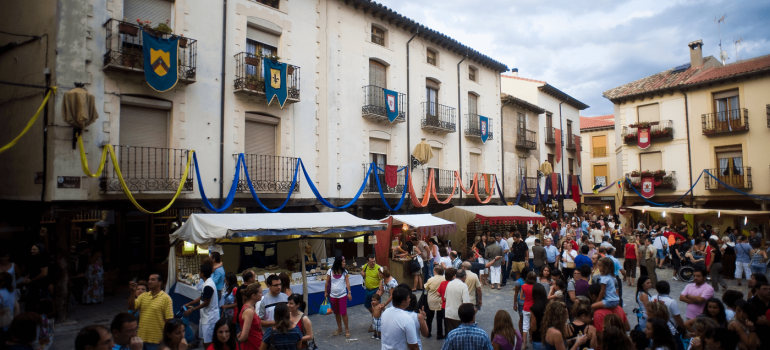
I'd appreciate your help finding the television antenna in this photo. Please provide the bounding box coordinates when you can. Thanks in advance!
[734,37,744,62]
[715,14,728,64]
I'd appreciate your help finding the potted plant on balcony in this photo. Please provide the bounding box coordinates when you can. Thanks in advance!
[640,170,654,178]
[624,133,637,143]
[122,46,142,68]
[244,52,261,66]
[630,170,640,177]
[245,74,263,90]
[660,175,674,189]
[119,18,139,36]
[176,34,188,48]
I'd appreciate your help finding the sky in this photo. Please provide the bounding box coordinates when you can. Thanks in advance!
[381,0,770,117]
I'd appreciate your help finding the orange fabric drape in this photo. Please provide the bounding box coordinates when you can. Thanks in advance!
[457,172,478,194]
[408,168,434,207]
[431,175,458,204]
[474,174,495,204]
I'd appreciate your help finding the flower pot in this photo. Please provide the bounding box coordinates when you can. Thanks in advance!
[245,57,260,66]
[178,37,188,48]
[287,65,294,75]
[119,23,139,36]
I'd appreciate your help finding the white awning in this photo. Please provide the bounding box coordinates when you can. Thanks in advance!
[627,206,770,216]
[451,205,545,223]
[171,212,386,245]
[385,214,457,236]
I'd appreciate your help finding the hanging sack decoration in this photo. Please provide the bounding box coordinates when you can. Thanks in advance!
[62,86,99,129]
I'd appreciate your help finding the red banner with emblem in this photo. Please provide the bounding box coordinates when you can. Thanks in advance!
[637,126,651,149]
[571,175,581,203]
[555,128,562,163]
[641,176,655,198]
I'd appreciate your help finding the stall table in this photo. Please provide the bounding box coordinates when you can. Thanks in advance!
[389,259,415,290]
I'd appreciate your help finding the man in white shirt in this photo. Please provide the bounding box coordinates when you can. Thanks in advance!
[498,234,511,286]
[652,230,668,269]
[461,262,483,310]
[524,231,537,269]
[381,287,422,350]
[183,264,219,349]
[590,223,604,244]
[443,269,471,334]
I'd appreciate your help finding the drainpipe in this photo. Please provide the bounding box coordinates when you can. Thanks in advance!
[500,91,510,205]
[457,52,468,201]
[558,101,565,218]
[681,88,694,207]
[405,29,418,213]
[218,0,228,204]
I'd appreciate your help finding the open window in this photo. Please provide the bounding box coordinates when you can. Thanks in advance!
[427,49,437,66]
[713,90,741,132]
[371,25,386,46]
[469,66,478,82]
[369,138,389,190]
[715,145,744,187]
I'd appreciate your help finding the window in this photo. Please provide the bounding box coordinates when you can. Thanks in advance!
[245,114,278,157]
[371,26,385,46]
[567,120,573,137]
[592,135,607,157]
[469,66,477,81]
[715,145,744,186]
[427,49,437,66]
[426,79,440,117]
[518,157,526,178]
[369,138,388,189]
[517,112,526,136]
[469,152,481,175]
[246,28,278,77]
[546,112,553,130]
[427,146,442,186]
[468,93,478,116]
[369,60,386,88]
[593,165,608,186]
[713,90,740,130]
[124,0,172,31]
[119,103,170,179]
[640,152,662,172]
[255,0,279,9]
[568,158,574,176]
[637,103,660,123]
[548,153,555,165]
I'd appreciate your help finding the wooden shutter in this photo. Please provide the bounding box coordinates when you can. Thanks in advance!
[638,103,660,123]
[369,61,386,88]
[119,104,168,148]
[247,26,280,48]
[427,147,441,168]
[640,152,662,171]
[469,153,480,174]
[124,0,172,30]
[369,138,388,155]
[245,120,276,156]
[468,94,478,115]
[713,89,739,100]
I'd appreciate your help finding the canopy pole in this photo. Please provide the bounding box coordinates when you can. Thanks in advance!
[299,240,308,307]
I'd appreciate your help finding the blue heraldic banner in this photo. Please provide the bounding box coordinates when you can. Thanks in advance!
[479,115,489,144]
[141,31,179,92]
[383,88,399,123]
[264,58,288,108]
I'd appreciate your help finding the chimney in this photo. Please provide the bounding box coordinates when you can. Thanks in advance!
[688,40,704,68]
[511,68,519,77]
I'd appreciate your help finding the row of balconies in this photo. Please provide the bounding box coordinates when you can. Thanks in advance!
[624,167,754,193]
[619,109,755,147]
[542,127,579,151]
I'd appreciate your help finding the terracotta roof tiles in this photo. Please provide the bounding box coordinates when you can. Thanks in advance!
[602,58,716,101]
[684,54,770,85]
[501,75,547,84]
[580,115,614,130]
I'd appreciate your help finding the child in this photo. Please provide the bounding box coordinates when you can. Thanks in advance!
[513,267,532,332]
[371,293,384,340]
[520,271,538,346]
[591,257,619,310]
[547,279,566,302]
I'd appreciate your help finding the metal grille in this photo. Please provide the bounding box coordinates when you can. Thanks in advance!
[363,164,406,193]
[233,52,300,102]
[103,19,197,81]
[702,109,749,135]
[362,85,406,123]
[235,154,300,193]
[371,30,385,46]
[423,169,458,195]
[465,114,494,140]
[705,167,752,190]
[624,171,678,190]
[466,173,495,195]
[515,124,537,149]
[421,102,456,132]
[519,176,538,194]
[622,120,674,144]
[544,127,556,145]
[100,145,193,192]
[593,147,607,157]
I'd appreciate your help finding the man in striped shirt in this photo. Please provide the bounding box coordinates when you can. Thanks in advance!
[128,273,173,350]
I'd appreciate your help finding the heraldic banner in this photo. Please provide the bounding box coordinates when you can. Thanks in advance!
[383,88,399,123]
[637,126,651,149]
[264,58,288,108]
[479,115,489,144]
[142,31,179,92]
[641,176,655,198]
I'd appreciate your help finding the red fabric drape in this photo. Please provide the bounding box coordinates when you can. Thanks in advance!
[384,165,398,188]
[374,217,392,268]
[575,135,581,167]
[408,168,433,207]
[555,128,562,163]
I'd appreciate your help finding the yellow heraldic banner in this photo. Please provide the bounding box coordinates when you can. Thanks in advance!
[142,31,178,92]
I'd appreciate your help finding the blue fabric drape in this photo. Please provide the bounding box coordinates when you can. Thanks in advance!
[194,153,240,212]
[374,163,408,211]
[240,155,298,213]
[299,159,372,209]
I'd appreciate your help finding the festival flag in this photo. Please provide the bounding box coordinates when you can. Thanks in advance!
[141,31,179,92]
[383,89,399,123]
[641,176,655,198]
[554,128,562,163]
[479,115,489,144]
[384,165,398,188]
[264,58,288,108]
[637,126,651,149]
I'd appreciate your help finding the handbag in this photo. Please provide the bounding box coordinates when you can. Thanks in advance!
[565,253,575,269]
[301,315,319,350]
[410,256,421,274]
[319,298,333,315]
[416,291,428,312]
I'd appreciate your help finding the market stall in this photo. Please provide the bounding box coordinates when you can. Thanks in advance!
[434,205,546,255]
[374,214,457,289]
[166,212,385,315]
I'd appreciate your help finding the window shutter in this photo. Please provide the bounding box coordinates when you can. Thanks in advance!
[245,120,276,156]
[713,90,739,100]
[124,0,173,30]
[426,79,440,90]
[468,94,478,115]
[247,26,280,48]
[119,104,168,148]
[427,147,441,168]
[369,138,388,155]
[369,61,386,88]
[640,152,663,171]
[637,103,660,123]
[469,153,480,174]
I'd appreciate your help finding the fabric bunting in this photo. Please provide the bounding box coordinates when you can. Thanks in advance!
[195,153,241,213]
[1,87,56,154]
[474,174,495,204]
[575,135,581,167]
[430,172,458,204]
[554,128,562,163]
[141,31,179,92]
[241,156,299,212]
[408,169,433,207]
[300,160,371,209]
[374,165,408,211]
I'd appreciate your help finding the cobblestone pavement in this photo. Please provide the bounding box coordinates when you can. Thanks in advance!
[52,262,749,350]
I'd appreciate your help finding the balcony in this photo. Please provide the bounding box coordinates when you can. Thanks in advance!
[100,145,193,192]
[466,173,495,195]
[566,135,578,150]
[421,102,456,133]
[235,154,300,193]
[103,19,197,83]
[423,169,458,195]
[624,170,677,191]
[544,127,558,145]
[705,167,752,190]
[465,114,494,141]
[234,52,300,104]
[361,85,406,123]
[592,147,607,158]
[519,176,538,194]
[702,109,749,135]
[363,164,406,194]
[622,120,674,144]
[515,126,537,150]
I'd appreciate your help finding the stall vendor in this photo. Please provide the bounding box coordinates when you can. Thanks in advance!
[392,241,409,259]
[304,245,318,272]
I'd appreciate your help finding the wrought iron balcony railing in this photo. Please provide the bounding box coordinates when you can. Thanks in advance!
[421,102,456,133]
[465,114,494,140]
[516,126,537,150]
[423,168,458,195]
[519,176,538,194]
[100,145,193,192]
[624,171,677,191]
[544,127,557,145]
[103,19,197,83]
[362,164,406,194]
[622,120,674,144]
[566,135,577,150]
[466,172,495,195]
[427,56,436,66]
[371,33,385,46]
[705,167,752,190]
[233,52,300,103]
[234,154,300,193]
[702,109,749,135]
[361,85,406,123]
[593,147,607,158]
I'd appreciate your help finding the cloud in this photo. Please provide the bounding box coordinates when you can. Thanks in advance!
[380,0,770,116]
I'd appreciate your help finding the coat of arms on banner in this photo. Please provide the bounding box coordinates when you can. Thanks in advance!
[270,68,281,89]
[641,176,655,198]
[141,31,179,92]
[479,115,489,143]
[638,127,651,149]
[383,88,399,123]
[264,58,288,108]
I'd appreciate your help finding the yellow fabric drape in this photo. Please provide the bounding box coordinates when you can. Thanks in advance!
[411,140,434,165]
[77,134,193,214]
[539,161,553,176]
[0,87,57,154]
